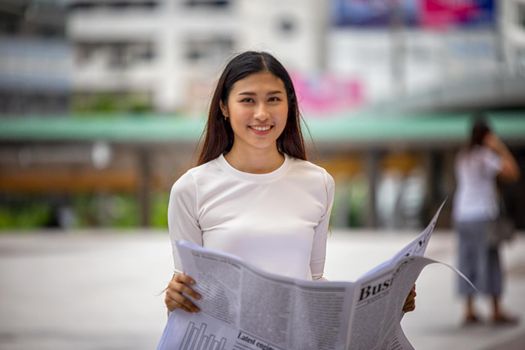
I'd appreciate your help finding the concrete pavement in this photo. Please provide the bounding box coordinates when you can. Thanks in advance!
[0,229,524,349]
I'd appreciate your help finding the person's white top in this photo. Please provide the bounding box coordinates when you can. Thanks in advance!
[168,153,335,280]
[453,146,502,222]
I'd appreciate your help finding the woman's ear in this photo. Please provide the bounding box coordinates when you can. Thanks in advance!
[220,101,229,119]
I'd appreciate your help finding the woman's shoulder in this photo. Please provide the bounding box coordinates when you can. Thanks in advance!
[287,156,334,185]
[288,156,330,174]
[457,146,498,162]
[171,157,222,192]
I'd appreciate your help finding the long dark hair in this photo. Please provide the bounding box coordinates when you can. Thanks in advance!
[197,51,306,165]
[469,115,491,150]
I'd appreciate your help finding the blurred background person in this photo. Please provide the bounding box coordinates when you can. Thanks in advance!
[453,116,520,326]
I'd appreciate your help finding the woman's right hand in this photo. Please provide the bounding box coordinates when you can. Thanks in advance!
[164,272,201,313]
[483,133,504,152]
[484,132,521,181]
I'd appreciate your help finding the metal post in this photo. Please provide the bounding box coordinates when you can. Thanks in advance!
[389,0,406,97]
[137,147,151,227]
[366,150,380,228]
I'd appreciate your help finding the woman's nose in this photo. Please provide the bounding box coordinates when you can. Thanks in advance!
[254,104,270,120]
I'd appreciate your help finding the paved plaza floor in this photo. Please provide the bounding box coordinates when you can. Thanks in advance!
[0,229,524,349]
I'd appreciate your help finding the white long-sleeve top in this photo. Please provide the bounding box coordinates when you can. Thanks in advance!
[167,153,335,280]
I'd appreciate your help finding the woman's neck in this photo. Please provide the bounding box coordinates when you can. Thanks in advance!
[224,146,285,174]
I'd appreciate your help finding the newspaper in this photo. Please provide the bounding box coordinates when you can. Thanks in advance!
[157,202,464,350]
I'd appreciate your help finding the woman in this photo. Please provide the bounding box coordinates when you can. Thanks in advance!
[164,51,416,315]
[453,117,520,325]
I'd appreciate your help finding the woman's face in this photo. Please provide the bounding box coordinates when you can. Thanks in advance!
[221,71,288,155]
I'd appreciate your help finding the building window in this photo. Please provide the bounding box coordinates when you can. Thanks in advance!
[185,36,234,64]
[518,2,525,29]
[68,1,159,12]
[68,1,97,11]
[517,48,525,75]
[75,41,155,69]
[278,17,296,35]
[107,1,158,11]
[183,0,230,8]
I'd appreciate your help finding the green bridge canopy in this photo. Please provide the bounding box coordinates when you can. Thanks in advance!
[1,112,524,146]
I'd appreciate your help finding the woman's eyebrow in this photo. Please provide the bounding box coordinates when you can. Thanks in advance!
[239,90,284,95]
[237,90,284,96]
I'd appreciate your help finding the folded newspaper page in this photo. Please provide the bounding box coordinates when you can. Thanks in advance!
[158,202,455,350]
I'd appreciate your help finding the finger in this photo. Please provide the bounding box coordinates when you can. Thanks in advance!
[409,289,416,299]
[176,293,200,313]
[165,297,187,312]
[403,304,415,313]
[403,299,416,311]
[172,274,202,300]
[174,273,196,286]
[165,291,200,313]
[168,280,202,301]
[165,288,199,314]
[406,287,416,300]
[165,291,182,312]
[168,299,195,313]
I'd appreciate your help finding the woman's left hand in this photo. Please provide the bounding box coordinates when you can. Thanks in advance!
[402,285,416,313]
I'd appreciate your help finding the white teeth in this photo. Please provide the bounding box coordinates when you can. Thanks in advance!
[251,126,271,131]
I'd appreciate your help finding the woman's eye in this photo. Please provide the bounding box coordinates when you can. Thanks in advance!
[240,98,254,103]
[268,96,281,102]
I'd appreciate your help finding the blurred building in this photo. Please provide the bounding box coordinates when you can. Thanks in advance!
[0,0,72,115]
[502,0,525,75]
[66,0,326,114]
[328,0,525,109]
[65,0,525,114]
[322,0,525,229]
[1,0,524,230]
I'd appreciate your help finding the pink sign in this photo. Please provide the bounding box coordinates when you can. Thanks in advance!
[291,73,364,117]
[421,0,483,29]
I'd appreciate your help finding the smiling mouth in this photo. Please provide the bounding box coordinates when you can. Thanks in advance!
[249,125,273,132]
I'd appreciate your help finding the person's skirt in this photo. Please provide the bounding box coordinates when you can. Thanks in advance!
[455,219,502,296]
